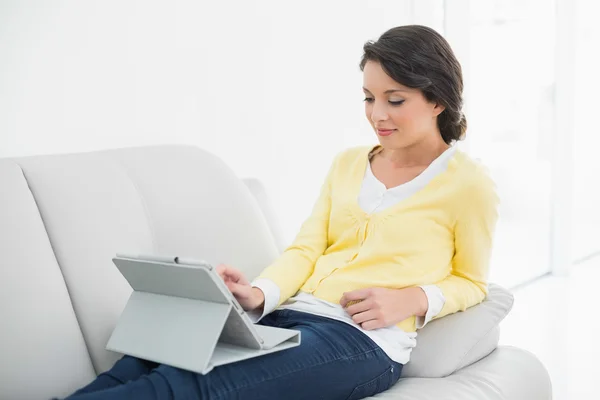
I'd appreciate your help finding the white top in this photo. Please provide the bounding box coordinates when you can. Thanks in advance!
[250,145,457,364]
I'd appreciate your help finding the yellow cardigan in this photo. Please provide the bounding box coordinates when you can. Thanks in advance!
[257,145,499,332]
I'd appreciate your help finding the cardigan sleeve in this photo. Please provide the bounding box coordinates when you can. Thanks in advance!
[433,173,499,320]
[255,152,342,306]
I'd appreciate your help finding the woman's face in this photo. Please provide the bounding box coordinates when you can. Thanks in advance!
[362,61,444,148]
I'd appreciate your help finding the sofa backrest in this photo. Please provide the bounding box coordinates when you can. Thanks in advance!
[0,159,96,400]
[0,145,280,399]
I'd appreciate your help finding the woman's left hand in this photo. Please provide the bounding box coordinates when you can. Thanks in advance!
[340,287,428,330]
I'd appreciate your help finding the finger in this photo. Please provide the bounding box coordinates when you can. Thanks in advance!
[351,309,379,325]
[345,298,373,316]
[215,264,227,278]
[225,280,249,297]
[340,288,371,307]
[223,280,235,292]
[228,269,248,285]
[221,266,248,285]
[223,271,240,283]
[236,272,249,286]
[217,265,240,283]
[361,318,385,331]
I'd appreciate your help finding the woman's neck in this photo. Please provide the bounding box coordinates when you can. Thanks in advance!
[378,137,450,168]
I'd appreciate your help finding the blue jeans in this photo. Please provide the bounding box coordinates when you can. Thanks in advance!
[64,310,403,400]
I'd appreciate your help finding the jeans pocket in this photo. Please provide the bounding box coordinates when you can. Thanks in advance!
[345,364,398,400]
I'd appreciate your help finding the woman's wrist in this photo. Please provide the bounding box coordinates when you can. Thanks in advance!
[250,287,266,312]
[409,287,429,317]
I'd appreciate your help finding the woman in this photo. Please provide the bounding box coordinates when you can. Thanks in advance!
[62,25,498,400]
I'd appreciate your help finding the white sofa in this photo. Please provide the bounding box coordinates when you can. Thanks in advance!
[0,145,552,399]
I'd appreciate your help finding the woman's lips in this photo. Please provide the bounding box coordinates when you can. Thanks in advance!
[377,129,396,136]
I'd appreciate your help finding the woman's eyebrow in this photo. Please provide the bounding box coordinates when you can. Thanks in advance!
[384,89,410,94]
[362,87,410,94]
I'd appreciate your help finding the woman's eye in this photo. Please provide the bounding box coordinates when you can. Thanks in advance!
[363,98,404,106]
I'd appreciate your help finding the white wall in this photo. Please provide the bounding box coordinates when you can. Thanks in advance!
[571,0,600,261]
[0,0,412,243]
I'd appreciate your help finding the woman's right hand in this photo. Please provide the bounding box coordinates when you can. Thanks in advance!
[215,264,265,312]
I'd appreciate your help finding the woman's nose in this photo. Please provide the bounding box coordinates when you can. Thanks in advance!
[370,102,389,123]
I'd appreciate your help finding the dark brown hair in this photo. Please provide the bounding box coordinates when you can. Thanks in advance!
[360,25,466,144]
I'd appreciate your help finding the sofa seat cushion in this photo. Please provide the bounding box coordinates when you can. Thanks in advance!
[375,346,551,400]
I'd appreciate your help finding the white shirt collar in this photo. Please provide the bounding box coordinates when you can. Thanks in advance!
[365,145,457,195]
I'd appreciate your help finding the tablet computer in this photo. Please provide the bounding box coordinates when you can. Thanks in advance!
[107,253,301,374]
[112,254,265,349]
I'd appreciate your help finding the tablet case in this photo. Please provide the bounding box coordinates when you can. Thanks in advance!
[106,254,301,374]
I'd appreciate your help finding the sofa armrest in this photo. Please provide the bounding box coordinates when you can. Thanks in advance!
[403,284,514,378]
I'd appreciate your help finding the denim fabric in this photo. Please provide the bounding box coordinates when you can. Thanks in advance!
[63,310,402,400]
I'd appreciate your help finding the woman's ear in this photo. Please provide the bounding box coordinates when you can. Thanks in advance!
[433,103,446,117]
